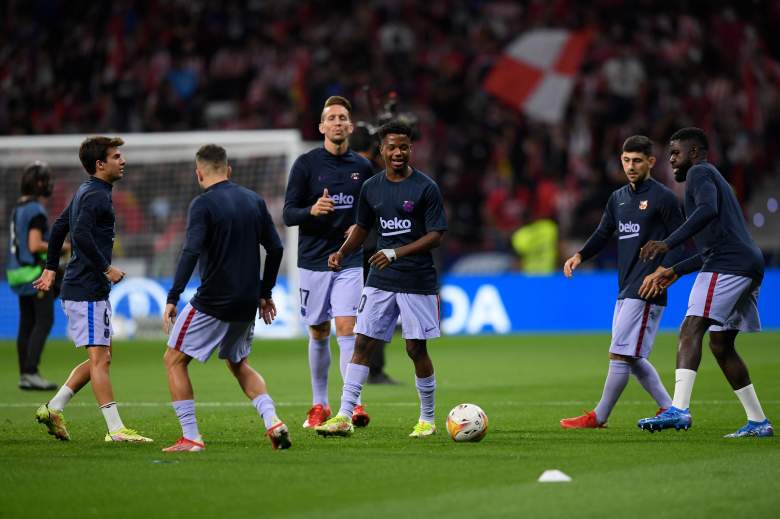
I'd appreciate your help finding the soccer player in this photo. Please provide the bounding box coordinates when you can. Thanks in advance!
[283,96,375,428]
[7,162,62,390]
[161,144,289,452]
[350,121,398,385]
[32,136,152,443]
[637,127,773,438]
[315,120,447,438]
[559,135,684,429]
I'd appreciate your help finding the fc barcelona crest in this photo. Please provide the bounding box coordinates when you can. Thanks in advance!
[351,172,360,181]
[639,200,648,210]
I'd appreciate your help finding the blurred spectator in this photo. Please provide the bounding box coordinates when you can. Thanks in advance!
[1,0,779,269]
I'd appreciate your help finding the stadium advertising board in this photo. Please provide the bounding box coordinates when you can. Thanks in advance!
[1,271,778,339]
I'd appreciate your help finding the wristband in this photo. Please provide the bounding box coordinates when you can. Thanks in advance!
[380,248,397,262]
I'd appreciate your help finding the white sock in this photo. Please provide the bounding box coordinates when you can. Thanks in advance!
[100,402,125,432]
[734,384,767,422]
[671,369,697,410]
[338,363,370,419]
[49,385,75,411]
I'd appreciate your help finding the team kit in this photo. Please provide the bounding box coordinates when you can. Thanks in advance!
[31,97,773,452]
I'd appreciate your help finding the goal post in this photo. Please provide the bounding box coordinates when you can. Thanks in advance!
[0,130,303,338]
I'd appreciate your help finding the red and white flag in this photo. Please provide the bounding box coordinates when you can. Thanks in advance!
[484,29,592,124]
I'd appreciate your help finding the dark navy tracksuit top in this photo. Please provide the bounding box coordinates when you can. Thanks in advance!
[663,162,764,282]
[283,147,374,270]
[579,177,686,306]
[167,181,284,322]
[46,176,115,302]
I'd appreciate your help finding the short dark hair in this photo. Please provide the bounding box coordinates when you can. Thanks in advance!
[196,144,228,168]
[79,136,124,175]
[377,120,413,141]
[322,96,352,120]
[350,122,377,153]
[20,161,51,196]
[622,135,654,156]
[670,127,709,150]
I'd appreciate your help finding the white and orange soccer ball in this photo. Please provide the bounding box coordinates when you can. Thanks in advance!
[446,403,488,442]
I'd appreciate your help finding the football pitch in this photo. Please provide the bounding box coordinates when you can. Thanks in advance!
[1,332,778,518]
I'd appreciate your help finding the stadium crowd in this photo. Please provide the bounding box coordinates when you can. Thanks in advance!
[2,0,779,270]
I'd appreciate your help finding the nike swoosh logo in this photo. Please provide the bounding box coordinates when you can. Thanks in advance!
[619,202,625,206]
[424,326,436,333]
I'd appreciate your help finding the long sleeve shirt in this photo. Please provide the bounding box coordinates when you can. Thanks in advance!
[283,147,373,270]
[664,162,764,281]
[46,176,114,301]
[167,181,283,322]
[579,178,687,305]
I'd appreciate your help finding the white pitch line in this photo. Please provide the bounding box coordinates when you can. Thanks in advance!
[1,400,779,409]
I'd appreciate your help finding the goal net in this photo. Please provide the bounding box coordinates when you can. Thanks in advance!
[0,131,303,338]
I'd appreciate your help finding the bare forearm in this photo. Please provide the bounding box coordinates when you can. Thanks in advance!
[338,225,369,256]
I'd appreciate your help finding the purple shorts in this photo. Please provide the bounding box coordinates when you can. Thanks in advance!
[609,298,664,358]
[166,303,254,363]
[354,287,441,342]
[61,299,113,347]
[298,267,363,326]
[687,272,761,332]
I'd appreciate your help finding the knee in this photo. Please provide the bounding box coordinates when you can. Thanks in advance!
[405,341,427,361]
[90,348,112,368]
[680,316,707,343]
[309,322,330,341]
[163,349,186,371]
[334,317,355,337]
[708,333,733,359]
[351,336,374,363]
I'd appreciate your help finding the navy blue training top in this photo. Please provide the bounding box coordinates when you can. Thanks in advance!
[167,181,284,322]
[46,177,114,301]
[283,148,374,271]
[356,169,448,295]
[664,162,764,282]
[579,177,686,305]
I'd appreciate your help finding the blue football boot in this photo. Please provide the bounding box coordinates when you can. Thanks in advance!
[637,406,692,432]
[723,419,774,438]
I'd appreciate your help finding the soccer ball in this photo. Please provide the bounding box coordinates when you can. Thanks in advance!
[446,403,488,442]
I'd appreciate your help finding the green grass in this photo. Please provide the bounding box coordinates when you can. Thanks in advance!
[1,332,779,518]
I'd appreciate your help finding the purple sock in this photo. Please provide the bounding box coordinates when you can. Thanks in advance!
[337,335,360,405]
[308,336,330,406]
[338,363,369,418]
[415,374,436,423]
[631,358,673,409]
[594,360,631,424]
[252,393,277,429]
[336,335,355,380]
[172,399,199,441]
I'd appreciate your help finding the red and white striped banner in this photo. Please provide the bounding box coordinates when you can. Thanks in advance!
[484,29,592,124]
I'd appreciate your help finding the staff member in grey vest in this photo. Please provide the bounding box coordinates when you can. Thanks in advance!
[6,162,65,390]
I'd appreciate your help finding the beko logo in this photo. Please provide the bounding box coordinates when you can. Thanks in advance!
[379,217,412,236]
[618,221,640,239]
[331,193,354,209]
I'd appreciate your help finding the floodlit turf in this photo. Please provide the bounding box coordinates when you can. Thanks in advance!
[1,332,778,518]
